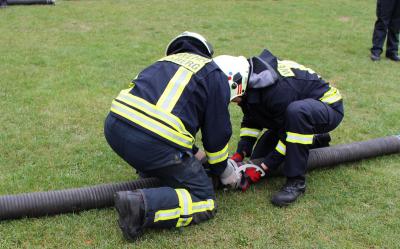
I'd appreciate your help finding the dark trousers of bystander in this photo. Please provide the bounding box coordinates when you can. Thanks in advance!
[371,0,400,57]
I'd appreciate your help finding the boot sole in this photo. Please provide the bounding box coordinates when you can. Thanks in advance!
[114,192,143,242]
[271,198,292,207]
[271,191,305,207]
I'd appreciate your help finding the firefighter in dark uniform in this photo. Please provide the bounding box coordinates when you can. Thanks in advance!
[370,0,400,61]
[216,49,344,207]
[104,32,243,241]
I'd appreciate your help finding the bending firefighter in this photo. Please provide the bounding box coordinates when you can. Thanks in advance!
[104,32,242,241]
[214,49,344,207]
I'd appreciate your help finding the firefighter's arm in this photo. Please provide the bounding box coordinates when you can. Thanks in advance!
[232,114,263,162]
[201,71,232,176]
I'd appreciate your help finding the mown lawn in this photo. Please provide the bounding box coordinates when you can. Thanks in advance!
[0,0,399,248]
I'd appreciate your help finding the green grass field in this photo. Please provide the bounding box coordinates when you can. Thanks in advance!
[1,0,399,248]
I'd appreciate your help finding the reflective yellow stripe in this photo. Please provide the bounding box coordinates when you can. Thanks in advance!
[286,132,314,145]
[275,140,286,155]
[240,128,262,138]
[154,208,181,222]
[320,87,342,104]
[116,90,191,138]
[110,101,194,148]
[205,143,229,164]
[176,189,193,227]
[157,67,193,112]
[154,196,213,224]
[277,60,318,77]
[192,199,215,213]
[159,53,211,73]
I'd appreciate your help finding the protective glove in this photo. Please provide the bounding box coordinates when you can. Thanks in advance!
[230,152,244,162]
[245,167,262,182]
[237,163,268,192]
[220,159,242,189]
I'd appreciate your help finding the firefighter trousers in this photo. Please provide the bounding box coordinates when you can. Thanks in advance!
[251,99,344,178]
[104,114,216,229]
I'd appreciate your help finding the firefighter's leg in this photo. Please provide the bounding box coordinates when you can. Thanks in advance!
[105,114,216,240]
[371,0,393,56]
[385,0,400,57]
[115,156,216,241]
[271,99,343,206]
[284,99,343,177]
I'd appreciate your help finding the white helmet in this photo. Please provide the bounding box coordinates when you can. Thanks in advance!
[165,31,214,57]
[213,55,250,101]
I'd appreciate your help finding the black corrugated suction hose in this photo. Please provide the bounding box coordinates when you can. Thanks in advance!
[6,0,55,5]
[0,135,399,221]
[0,178,161,221]
[252,135,400,175]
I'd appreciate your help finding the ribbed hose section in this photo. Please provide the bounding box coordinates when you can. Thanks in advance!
[0,177,161,221]
[0,136,399,221]
[251,135,400,175]
[7,0,55,5]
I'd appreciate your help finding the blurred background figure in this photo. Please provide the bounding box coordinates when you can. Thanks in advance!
[370,0,400,62]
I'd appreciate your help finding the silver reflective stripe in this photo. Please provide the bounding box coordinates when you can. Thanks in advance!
[207,150,228,164]
[286,132,314,145]
[154,209,181,221]
[111,101,193,148]
[205,144,229,164]
[117,92,187,135]
[192,199,214,213]
[176,189,192,227]
[240,128,261,137]
[320,87,342,104]
[177,189,189,215]
[159,68,191,111]
[275,140,286,155]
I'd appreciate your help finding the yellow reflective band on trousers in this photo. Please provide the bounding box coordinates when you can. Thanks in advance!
[153,191,214,226]
[205,143,229,164]
[159,53,211,73]
[240,127,262,138]
[320,87,342,104]
[275,140,286,155]
[192,199,215,213]
[286,132,314,145]
[175,189,193,227]
[156,67,193,112]
[154,208,181,222]
[110,100,194,149]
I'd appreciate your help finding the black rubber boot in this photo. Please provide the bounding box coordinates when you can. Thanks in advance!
[370,53,381,61]
[386,54,400,62]
[271,178,306,207]
[114,191,145,242]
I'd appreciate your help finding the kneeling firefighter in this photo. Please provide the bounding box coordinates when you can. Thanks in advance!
[214,50,344,207]
[104,32,245,241]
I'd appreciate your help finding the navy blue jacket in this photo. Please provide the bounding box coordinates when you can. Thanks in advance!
[237,49,343,155]
[111,43,232,175]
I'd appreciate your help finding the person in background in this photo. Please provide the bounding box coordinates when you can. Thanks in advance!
[0,0,7,8]
[370,0,400,61]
